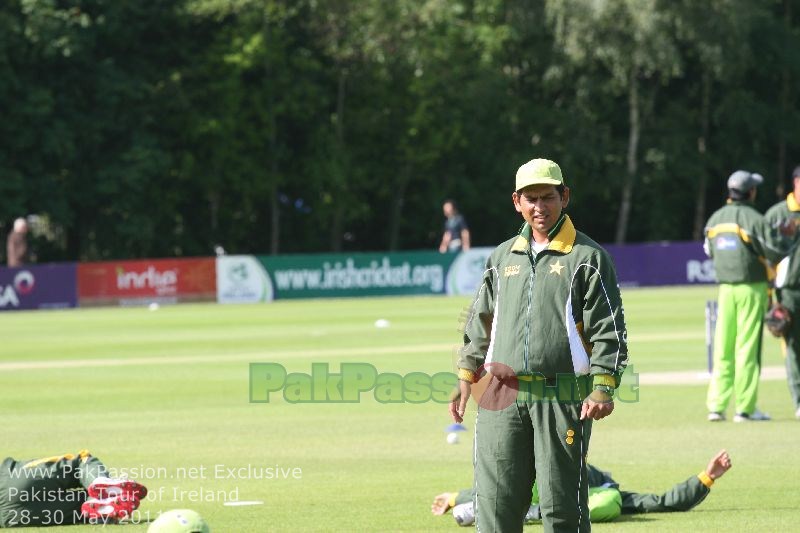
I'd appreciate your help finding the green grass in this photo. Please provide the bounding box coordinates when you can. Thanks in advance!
[1,286,799,531]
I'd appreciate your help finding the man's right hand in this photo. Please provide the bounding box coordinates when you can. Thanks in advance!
[449,380,472,423]
[705,449,732,480]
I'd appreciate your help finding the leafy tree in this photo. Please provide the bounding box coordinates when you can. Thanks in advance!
[3,0,800,259]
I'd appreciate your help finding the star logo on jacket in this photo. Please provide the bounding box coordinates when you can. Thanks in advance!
[549,260,565,276]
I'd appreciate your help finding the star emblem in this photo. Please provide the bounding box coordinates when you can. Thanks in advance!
[549,260,565,276]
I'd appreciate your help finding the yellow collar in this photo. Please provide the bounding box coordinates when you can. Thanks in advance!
[549,215,576,253]
[510,215,576,254]
[787,192,800,212]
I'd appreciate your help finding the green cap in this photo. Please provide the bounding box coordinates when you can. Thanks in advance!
[515,159,564,191]
[148,509,210,533]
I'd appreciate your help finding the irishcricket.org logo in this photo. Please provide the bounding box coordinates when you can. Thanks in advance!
[0,271,36,308]
[248,362,639,406]
[272,259,444,292]
[116,266,178,294]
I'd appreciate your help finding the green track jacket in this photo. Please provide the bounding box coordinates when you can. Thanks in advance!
[457,215,628,386]
[765,193,800,289]
[704,200,783,283]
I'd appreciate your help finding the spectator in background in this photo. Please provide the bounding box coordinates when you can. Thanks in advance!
[703,170,784,422]
[764,164,800,420]
[438,200,470,253]
[6,218,28,268]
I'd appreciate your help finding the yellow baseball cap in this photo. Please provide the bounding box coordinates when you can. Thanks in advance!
[515,159,564,191]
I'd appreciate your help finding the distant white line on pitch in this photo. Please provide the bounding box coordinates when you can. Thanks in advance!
[637,366,785,384]
[629,331,705,342]
[0,343,454,371]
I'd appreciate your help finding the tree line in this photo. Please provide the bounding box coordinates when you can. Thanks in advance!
[2,0,800,262]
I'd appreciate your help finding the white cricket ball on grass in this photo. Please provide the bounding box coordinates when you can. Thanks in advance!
[445,423,467,444]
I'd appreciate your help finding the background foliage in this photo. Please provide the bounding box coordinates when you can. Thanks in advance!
[3,0,800,260]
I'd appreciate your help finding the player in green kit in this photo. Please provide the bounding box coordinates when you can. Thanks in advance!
[432,450,732,526]
[704,170,787,422]
[0,450,147,528]
[451,158,628,532]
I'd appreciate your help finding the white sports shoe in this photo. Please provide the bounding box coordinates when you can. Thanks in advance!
[733,409,771,422]
[707,412,725,422]
[452,503,475,526]
[795,406,800,420]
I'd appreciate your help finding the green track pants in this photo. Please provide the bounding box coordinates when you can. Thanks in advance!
[775,288,800,411]
[706,282,767,415]
[473,375,592,533]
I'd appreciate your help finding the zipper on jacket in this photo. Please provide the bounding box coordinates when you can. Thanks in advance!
[524,250,536,373]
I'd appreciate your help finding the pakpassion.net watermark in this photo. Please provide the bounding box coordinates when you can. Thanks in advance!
[249,362,639,406]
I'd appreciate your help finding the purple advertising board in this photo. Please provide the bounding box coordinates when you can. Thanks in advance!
[603,241,714,287]
[0,263,78,311]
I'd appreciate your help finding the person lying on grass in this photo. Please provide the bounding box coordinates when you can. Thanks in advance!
[432,449,732,526]
[0,449,147,527]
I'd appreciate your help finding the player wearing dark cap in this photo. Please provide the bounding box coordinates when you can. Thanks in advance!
[704,170,784,422]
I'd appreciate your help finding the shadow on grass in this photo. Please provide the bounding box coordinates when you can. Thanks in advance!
[613,514,656,523]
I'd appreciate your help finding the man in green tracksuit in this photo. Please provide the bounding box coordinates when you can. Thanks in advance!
[704,170,785,422]
[764,164,800,420]
[432,450,732,526]
[450,158,628,533]
[0,450,147,527]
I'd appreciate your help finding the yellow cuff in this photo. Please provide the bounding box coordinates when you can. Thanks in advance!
[697,471,714,488]
[458,368,476,383]
[448,493,457,509]
[593,374,616,388]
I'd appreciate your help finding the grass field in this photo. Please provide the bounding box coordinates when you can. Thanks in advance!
[1,285,800,532]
